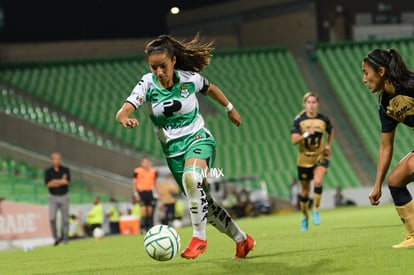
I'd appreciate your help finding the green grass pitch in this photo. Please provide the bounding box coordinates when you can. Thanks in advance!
[1,204,412,275]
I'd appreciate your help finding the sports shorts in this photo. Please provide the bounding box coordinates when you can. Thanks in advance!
[298,159,329,181]
[138,190,155,206]
[166,129,216,193]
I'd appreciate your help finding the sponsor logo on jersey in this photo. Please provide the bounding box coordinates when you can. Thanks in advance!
[136,96,144,105]
[150,93,159,103]
[180,85,189,98]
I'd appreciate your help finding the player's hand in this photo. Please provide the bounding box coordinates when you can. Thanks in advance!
[324,146,331,157]
[228,108,241,127]
[308,126,315,135]
[369,186,382,206]
[121,118,139,128]
[61,174,69,184]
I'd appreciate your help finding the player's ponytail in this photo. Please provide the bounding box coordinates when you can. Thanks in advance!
[387,49,414,90]
[145,34,214,72]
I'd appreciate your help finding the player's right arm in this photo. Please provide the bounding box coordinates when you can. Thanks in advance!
[291,126,315,145]
[132,172,141,201]
[369,129,395,205]
[117,77,149,128]
[116,102,139,128]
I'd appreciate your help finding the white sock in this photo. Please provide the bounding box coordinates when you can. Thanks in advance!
[183,169,208,241]
[207,194,246,242]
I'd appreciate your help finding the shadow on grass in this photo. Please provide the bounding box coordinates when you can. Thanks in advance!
[218,258,348,275]
[247,247,336,259]
[333,224,401,230]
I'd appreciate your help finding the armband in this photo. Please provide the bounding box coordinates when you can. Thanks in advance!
[225,102,234,112]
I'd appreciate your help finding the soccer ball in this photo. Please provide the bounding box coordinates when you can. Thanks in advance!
[93,227,105,240]
[144,225,181,261]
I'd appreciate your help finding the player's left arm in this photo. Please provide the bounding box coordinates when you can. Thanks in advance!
[325,128,335,156]
[206,84,241,127]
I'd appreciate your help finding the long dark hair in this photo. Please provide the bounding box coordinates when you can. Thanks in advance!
[364,48,414,90]
[144,34,214,72]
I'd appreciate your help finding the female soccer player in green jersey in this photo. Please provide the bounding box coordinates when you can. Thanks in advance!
[116,34,255,259]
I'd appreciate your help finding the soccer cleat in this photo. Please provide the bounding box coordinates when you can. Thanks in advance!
[234,234,256,259]
[301,217,309,231]
[54,237,63,246]
[181,237,207,259]
[392,234,414,248]
[313,211,321,225]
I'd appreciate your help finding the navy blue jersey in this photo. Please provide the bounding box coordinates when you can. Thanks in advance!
[380,83,414,133]
[291,112,333,167]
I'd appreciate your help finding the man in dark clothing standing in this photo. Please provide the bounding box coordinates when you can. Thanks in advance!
[45,152,70,246]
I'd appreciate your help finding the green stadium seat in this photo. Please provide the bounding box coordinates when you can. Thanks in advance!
[0,49,364,198]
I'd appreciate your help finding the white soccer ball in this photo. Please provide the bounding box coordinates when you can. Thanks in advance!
[93,227,105,240]
[144,225,181,261]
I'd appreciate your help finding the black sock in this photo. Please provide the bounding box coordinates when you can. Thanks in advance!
[314,186,323,195]
[389,186,412,206]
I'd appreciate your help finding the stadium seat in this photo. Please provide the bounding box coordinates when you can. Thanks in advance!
[0,49,362,198]
[316,39,414,169]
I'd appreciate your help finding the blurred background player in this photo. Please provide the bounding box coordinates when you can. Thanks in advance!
[107,198,120,235]
[291,92,334,231]
[158,174,180,225]
[116,34,255,259]
[85,196,104,237]
[363,48,414,248]
[132,157,158,233]
[45,152,70,246]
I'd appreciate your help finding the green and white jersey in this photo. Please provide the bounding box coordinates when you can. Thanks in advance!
[126,70,212,157]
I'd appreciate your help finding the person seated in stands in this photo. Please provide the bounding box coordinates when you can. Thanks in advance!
[68,214,82,239]
[85,196,104,236]
[334,186,356,207]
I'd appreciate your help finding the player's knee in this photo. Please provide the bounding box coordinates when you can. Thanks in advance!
[388,173,401,187]
[313,179,322,187]
[182,166,204,195]
[407,157,414,176]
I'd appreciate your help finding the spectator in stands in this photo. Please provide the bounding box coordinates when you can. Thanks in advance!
[0,196,4,214]
[116,34,255,259]
[85,196,104,236]
[130,197,141,219]
[290,178,300,210]
[363,48,414,248]
[45,152,70,246]
[107,198,120,234]
[334,186,356,207]
[68,214,82,239]
[158,175,180,225]
[132,157,158,233]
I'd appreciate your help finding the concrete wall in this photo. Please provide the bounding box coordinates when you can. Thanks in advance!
[239,9,317,50]
[167,0,317,51]
[0,38,148,63]
[0,35,240,63]
[0,112,161,179]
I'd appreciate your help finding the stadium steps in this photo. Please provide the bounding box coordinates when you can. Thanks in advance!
[0,154,118,204]
[0,49,362,198]
[293,49,376,186]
